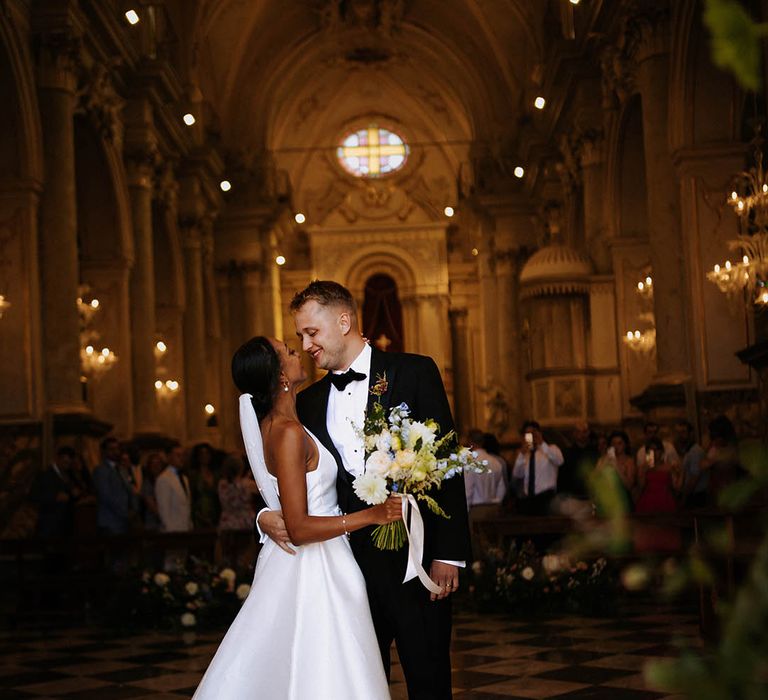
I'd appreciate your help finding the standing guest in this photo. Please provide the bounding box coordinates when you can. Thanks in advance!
[217,452,258,568]
[558,421,599,500]
[463,429,506,510]
[118,445,143,500]
[675,420,708,508]
[189,442,221,529]
[141,452,165,531]
[218,453,258,531]
[634,437,683,551]
[155,442,192,532]
[33,446,77,537]
[636,421,679,469]
[92,437,138,534]
[594,431,636,514]
[513,420,564,515]
[483,432,510,490]
[700,415,742,508]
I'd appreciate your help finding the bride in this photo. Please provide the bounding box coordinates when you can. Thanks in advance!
[193,336,400,699]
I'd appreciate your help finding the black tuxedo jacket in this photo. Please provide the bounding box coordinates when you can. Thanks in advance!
[296,347,471,571]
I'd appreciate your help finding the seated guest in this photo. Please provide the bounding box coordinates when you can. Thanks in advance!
[636,421,679,469]
[92,437,138,534]
[189,442,221,529]
[155,442,192,532]
[675,420,707,508]
[140,452,165,531]
[634,436,683,552]
[513,420,563,516]
[33,446,77,538]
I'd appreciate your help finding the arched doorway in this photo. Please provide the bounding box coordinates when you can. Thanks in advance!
[362,273,404,353]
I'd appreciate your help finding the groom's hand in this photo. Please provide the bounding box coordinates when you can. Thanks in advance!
[258,510,295,555]
[429,561,459,601]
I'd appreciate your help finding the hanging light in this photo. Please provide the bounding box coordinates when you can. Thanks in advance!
[125,10,140,25]
[183,113,196,126]
[514,166,525,178]
[294,212,306,224]
[220,180,232,192]
[534,96,546,110]
[444,206,455,217]
[205,403,215,415]
[275,255,286,266]
[623,328,656,354]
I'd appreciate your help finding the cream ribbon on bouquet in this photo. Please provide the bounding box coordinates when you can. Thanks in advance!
[399,493,442,595]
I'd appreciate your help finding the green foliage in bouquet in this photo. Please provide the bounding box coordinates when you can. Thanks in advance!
[467,540,619,617]
[104,557,253,631]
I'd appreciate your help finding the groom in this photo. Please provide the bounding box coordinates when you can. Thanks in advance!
[257,280,471,699]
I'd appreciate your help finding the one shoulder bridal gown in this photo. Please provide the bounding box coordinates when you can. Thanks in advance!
[193,430,390,699]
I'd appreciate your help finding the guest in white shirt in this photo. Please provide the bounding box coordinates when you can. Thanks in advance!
[513,420,564,515]
[464,429,506,510]
[156,443,192,533]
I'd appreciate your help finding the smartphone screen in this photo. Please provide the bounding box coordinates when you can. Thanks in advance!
[524,432,533,447]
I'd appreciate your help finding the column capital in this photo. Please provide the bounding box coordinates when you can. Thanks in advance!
[627,8,671,64]
[36,31,83,92]
[75,62,125,144]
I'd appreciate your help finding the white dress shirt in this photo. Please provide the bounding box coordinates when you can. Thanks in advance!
[464,448,507,507]
[327,343,371,476]
[513,442,564,495]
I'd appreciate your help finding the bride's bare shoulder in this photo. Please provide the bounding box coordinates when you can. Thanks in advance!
[263,417,307,449]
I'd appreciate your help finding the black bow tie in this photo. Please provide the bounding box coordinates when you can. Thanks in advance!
[329,369,367,392]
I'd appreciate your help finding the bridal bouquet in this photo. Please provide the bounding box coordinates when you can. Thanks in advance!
[352,373,487,550]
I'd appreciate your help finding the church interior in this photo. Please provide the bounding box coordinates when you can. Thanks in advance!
[0,0,767,698]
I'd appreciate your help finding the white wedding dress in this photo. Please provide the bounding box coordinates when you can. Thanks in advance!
[192,428,390,700]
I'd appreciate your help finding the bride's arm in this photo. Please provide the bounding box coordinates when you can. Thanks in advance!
[272,423,401,546]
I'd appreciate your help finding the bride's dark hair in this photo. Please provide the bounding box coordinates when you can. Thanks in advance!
[231,336,281,420]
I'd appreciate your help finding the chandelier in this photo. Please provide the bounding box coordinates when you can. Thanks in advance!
[707,149,768,306]
[78,285,118,378]
[623,328,656,354]
[155,378,181,398]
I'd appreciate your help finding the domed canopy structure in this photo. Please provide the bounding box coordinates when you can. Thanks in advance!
[519,244,594,299]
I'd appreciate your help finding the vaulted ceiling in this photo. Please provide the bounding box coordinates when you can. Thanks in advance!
[164,0,556,164]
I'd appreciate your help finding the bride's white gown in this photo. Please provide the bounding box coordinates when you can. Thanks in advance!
[193,431,390,699]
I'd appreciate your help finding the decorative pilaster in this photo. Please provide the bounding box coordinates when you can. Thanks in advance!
[125,103,160,435]
[449,308,472,437]
[36,24,85,414]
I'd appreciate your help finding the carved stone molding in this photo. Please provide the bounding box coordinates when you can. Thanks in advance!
[36,32,82,92]
[154,162,179,210]
[75,63,125,144]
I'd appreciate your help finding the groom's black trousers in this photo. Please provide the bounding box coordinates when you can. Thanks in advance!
[352,534,453,700]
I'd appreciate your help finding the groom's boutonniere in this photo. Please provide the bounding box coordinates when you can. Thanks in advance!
[370,372,388,398]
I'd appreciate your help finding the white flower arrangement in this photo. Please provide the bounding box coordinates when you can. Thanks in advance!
[352,384,487,550]
[154,572,170,587]
[236,583,251,600]
[180,612,196,627]
[185,581,199,596]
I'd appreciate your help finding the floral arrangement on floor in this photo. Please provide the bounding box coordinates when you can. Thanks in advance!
[467,540,619,617]
[104,557,253,631]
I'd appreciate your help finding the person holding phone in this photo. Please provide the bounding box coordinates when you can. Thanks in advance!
[512,420,564,516]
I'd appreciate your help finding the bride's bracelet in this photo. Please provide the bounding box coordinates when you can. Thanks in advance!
[341,515,349,536]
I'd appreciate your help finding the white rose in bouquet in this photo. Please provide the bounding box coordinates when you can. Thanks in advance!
[522,566,535,581]
[394,449,416,469]
[375,429,393,453]
[153,572,170,587]
[185,581,199,596]
[365,450,393,476]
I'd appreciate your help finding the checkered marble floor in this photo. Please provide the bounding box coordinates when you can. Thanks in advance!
[0,606,699,699]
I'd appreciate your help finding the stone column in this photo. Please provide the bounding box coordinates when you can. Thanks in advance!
[634,14,691,386]
[449,308,472,436]
[182,221,208,443]
[125,128,159,434]
[36,30,84,413]
[578,131,612,273]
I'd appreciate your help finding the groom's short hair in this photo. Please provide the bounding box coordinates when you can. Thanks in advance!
[290,280,357,318]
